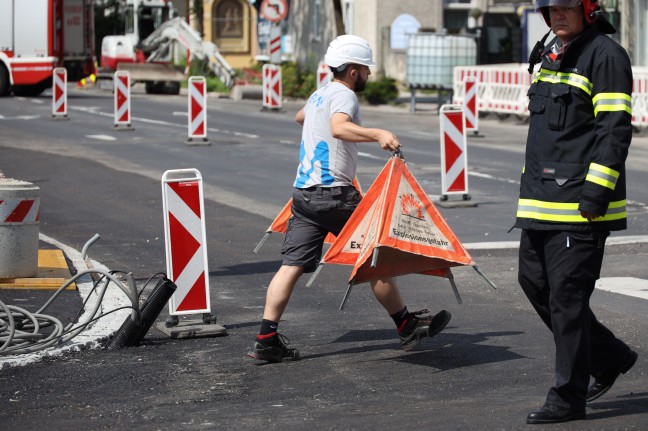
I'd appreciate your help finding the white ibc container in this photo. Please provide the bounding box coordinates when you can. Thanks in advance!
[407,34,477,88]
[0,178,40,278]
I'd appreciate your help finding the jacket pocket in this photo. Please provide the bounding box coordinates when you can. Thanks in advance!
[527,84,545,115]
[547,84,571,131]
[539,161,587,186]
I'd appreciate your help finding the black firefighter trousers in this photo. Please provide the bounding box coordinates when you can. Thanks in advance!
[518,229,632,410]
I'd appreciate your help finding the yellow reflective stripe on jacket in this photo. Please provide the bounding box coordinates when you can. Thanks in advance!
[592,92,632,116]
[585,162,620,190]
[533,69,593,95]
[516,199,626,222]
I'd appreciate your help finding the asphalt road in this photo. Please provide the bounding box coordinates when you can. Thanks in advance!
[0,87,647,430]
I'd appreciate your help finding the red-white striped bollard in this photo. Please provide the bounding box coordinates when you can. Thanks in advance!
[463,76,480,136]
[114,71,134,130]
[161,169,216,326]
[439,104,470,202]
[186,76,209,145]
[269,24,282,64]
[262,64,282,110]
[317,61,332,89]
[52,67,68,120]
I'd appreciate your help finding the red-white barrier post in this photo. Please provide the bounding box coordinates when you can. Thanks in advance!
[269,24,282,64]
[161,169,225,334]
[317,61,332,89]
[0,179,40,278]
[439,104,470,202]
[186,76,209,146]
[463,76,481,136]
[51,67,68,120]
[113,71,134,130]
[262,63,282,110]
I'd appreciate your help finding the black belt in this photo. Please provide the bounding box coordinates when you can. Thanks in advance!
[299,185,354,191]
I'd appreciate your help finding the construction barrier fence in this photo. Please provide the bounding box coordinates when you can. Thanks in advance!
[453,64,648,129]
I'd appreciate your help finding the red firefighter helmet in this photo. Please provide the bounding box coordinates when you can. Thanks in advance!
[535,0,600,26]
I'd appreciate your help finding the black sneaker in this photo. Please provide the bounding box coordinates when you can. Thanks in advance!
[247,332,300,363]
[398,309,451,351]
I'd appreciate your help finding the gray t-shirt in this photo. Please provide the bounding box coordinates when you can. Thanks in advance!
[293,82,360,188]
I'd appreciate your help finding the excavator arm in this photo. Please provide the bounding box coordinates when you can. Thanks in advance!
[138,17,236,88]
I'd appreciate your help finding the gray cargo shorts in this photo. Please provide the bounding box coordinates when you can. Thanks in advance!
[281,185,361,272]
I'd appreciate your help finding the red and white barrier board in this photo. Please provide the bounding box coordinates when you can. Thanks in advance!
[317,61,332,89]
[52,67,67,118]
[262,64,282,109]
[269,24,282,64]
[0,198,40,224]
[187,76,208,143]
[114,71,132,128]
[463,77,478,132]
[439,105,469,197]
[162,169,211,315]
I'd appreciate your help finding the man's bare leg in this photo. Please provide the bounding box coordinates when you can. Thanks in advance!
[263,265,305,322]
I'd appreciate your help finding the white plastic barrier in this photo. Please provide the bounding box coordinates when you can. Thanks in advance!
[454,64,531,116]
[454,64,648,128]
[632,67,648,128]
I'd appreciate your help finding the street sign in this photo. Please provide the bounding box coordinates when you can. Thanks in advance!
[260,0,288,23]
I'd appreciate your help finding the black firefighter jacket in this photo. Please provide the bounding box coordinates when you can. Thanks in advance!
[516,24,633,232]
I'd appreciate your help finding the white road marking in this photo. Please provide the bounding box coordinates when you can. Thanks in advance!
[464,235,648,250]
[134,117,174,126]
[31,99,44,104]
[358,152,381,160]
[0,115,40,120]
[86,135,116,141]
[232,131,259,138]
[173,112,188,116]
[69,106,259,138]
[596,277,648,301]
[468,171,518,184]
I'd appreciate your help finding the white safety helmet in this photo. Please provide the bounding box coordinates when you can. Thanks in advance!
[324,35,375,69]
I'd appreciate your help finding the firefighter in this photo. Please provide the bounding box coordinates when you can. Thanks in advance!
[516,0,638,424]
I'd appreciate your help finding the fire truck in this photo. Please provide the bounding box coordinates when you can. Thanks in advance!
[0,0,95,97]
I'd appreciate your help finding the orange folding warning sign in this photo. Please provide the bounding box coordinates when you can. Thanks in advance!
[253,178,363,253]
[307,153,495,308]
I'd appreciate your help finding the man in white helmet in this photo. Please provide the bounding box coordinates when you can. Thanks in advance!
[247,35,451,363]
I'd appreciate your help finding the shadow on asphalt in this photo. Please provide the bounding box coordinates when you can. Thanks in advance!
[209,260,282,276]
[298,330,526,369]
[587,393,648,420]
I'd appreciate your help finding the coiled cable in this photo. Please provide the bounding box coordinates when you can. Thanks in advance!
[0,269,166,355]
